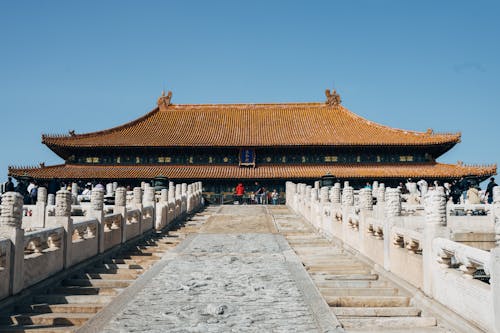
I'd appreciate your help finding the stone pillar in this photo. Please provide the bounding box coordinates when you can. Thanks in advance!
[0,192,25,295]
[133,187,143,209]
[48,193,55,206]
[143,186,156,230]
[384,188,401,271]
[490,187,500,333]
[372,181,379,199]
[423,186,448,297]
[330,183,341,204]
[187,184,193,213]
[181,183,188,214]
[34,187,48,228]
[106,183,113,196]
[53,190,73,268]
[378,183,386,203]
[90,189,105,253]
[344,181,349,188]
[341,186,354,206]
[143,187,155,205]
[161,189,168,203]
[175,184,182,217]
[385,188,401,217]
[132,187,143,233]
[71,182,79,205]
[320,187,329,204]
[112,182,118,192]
[114,187,127,244]
[168,183,176,223]
[359,188,373,211]
[314,181,320,190]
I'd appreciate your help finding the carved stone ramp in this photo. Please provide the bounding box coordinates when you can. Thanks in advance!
[268,206,455,333]
[83,204,341,333]
[0,207,217,332]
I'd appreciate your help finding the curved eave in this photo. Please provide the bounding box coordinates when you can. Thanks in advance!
[9,162,496,181]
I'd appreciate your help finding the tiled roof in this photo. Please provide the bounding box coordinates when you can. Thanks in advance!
[41,102,461,148]
[9,163,495,180]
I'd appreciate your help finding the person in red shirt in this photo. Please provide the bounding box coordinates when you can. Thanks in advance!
[235,183,245,204]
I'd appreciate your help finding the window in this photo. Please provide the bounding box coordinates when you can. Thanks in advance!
[399,155,414,162]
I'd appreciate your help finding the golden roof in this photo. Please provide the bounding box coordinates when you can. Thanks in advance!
[42,100,461,149]
[9,163,495,180]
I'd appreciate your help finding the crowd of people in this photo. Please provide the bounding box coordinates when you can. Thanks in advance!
[233,181,280,205]
[395,177,498,205]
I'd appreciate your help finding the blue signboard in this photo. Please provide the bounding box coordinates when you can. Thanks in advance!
[239,149,255,166]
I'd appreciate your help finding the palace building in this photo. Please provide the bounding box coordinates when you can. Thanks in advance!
[8,89,496,195]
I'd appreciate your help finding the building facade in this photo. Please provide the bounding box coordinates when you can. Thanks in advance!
[9,89,496,197]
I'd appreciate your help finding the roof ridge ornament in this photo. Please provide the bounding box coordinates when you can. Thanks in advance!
[325,88,341,106]
[158,90,173,111]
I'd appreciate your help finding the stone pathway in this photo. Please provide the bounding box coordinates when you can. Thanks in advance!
[98,205,338,333]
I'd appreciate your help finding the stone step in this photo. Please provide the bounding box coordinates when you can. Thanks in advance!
[50,286,120,296]
[314,280,390,288]
[332,307,421,317]
[118,253,161,260]
[17,303,104,314]
[105,258,152,265]
[312,273,379,281]
[327,295,410,307]
[62,279,133,288]
[33,294,113,304]
[95,263,147,270]
[340,316,437,329]
[310,269,372,275]
[0,324,74,332]
[346,327,450,333]
[4,312,93,326]
[83,271,139,280]
[319,287,399,296]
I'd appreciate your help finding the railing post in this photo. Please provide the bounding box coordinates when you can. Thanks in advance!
[491,187,500,333]
[341,186,354,240]
[133,187,143,234]
[144,186,156,232]
[35,187,47,228]
[423,186,448,297]
[0,192,25,295]
[114,187,127,244]
[359,187,373,251]
[168,182,176,223]
[384,187,401,271]
[51,190,73,269]
[89,189,105,253]
[175,184,182,218]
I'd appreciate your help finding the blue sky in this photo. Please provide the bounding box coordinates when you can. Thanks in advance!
[1,1,499,184]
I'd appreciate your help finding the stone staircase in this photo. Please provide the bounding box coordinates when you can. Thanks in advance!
[0,207,215,332]
[268,206,453,333]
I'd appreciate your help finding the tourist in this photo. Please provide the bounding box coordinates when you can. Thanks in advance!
[485,177,497,204]
[5,177,15,192]
[28,182,38,204]
[466,185,481,204]
[254,181,263,204]
[271,189,279,205]
[417,179,428,196]
[235,183,245,204]
[398,182,409,194]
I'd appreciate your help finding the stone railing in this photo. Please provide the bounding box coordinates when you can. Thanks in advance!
[23,226,65,289]
[286,181,500,333]
[0,181,204,301]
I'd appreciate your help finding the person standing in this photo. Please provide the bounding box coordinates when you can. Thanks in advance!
[485,177,498,204]
[5,177,15,192]
[235,183,245,204]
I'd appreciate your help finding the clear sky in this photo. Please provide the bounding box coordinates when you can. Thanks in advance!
[1,1,499,185]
